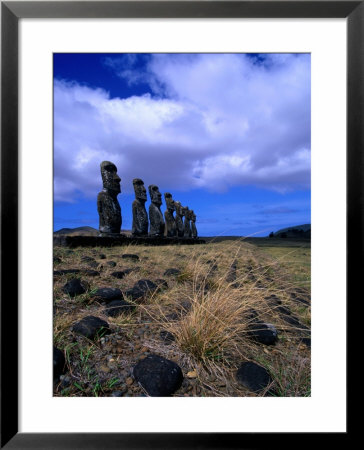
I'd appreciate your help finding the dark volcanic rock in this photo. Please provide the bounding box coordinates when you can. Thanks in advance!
[82,270,100,277]
[111,270,133,279]
[133,354,183,396]
[236,361,272,393]
[291,293,310,306]
[281,314,305,328]
[164,268,181,276]
[166,312,179,321]
[72,316,110,339]
[245,308,260,322]
[160,330,175,344]
[87,261,99,269]
[104,299,135,317]
[264,295,282,305]
[125,279,158,301]
[179,300,191,312]
[81,256,96,263]
[53,346,66,380]
[121,254,140,261]
[135,279,158,292]
[247,322,278,345]
[300,337,311,347]
[91,287,123,302]
[106,261,117,267]
[277,306,291,316]
[154,279,169,290]
[226,261,237,283]
[62,278,88,297]
[99,254,106,259]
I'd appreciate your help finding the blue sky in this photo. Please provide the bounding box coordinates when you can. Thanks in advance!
[54,53,310,237]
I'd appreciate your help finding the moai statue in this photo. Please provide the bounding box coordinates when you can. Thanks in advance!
[148,184,165,237]
[174,201,184,238]
[132,178,148,236]
[164,193,177,237]
[97,161,122,235]
[191,210,198,239]
[183,206,192,238]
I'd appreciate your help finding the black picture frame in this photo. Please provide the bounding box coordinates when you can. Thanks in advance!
[1,1,357,448]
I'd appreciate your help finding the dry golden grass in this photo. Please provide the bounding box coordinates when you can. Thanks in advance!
[53,237,311,397]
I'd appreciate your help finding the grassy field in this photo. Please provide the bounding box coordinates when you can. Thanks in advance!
[53,237,311,397]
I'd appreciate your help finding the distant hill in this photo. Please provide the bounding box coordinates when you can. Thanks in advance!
[54,226,99,236]
[271,224,311,239]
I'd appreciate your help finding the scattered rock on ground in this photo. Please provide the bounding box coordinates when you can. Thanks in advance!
[104,299,136,317]
[133,354,183,396]
[62,278,89,297]
[300,337,311,347]
[291,295,310,306]
[53,346,66,380]
[277,306,291,315]
[247,322,278,345]
[154,279,169,290]
[236,361,272,393]
[245,308,260,322]
[122,254,140,261]
[264,295,282,305]
[226,261,237,283]
[281,314,305,328]
[81,256,96,263]
[111,269,134,279]
[82,269,100,277]
[160,330,175,344]
[72,316,110,339]
[106,261,117,267]
[164,268,180,276]
[125,279,158,301]
[87,261,99,269]
[90,287,123,302]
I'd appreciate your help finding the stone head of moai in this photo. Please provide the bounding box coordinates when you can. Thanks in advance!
[148,184,162,207]
[183,206,192,238]
[190,210,197,238]
[174,201,184,217]
[174,201,184,238]
[164,193,175,212]
[100,161,121,196]
[97,161,122,235]
[133,178,147,203]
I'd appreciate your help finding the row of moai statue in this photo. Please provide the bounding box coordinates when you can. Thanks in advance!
[97,161,198,238]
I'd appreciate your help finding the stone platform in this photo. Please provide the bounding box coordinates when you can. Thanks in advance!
[54,234,206,248]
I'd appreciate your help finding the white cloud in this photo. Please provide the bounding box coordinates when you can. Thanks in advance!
[54,54,310,202]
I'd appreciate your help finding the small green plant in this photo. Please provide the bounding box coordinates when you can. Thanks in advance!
[92,381,103,397]
[105,377,120,390]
